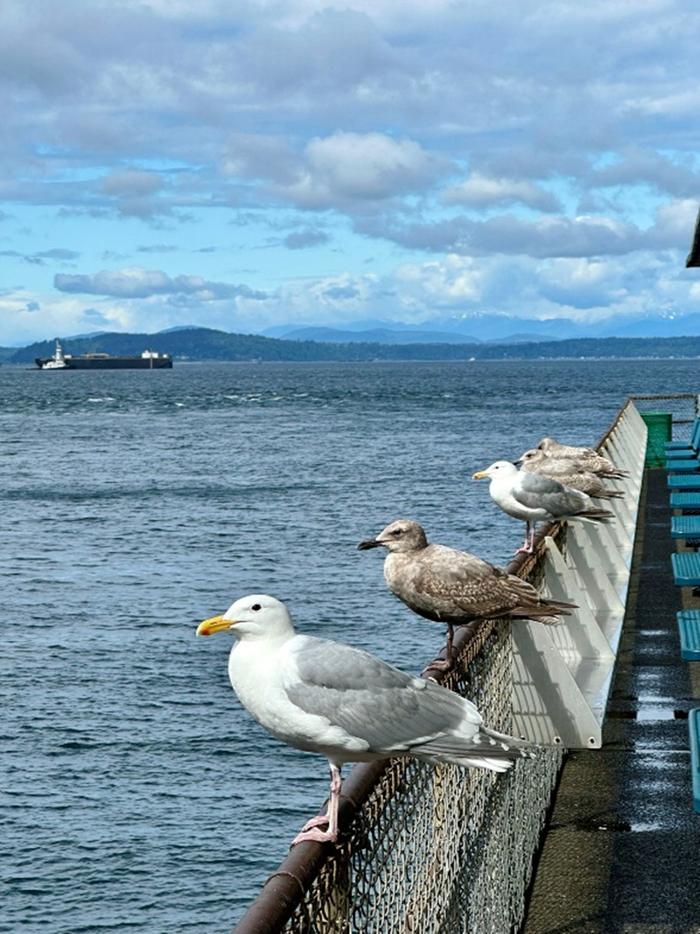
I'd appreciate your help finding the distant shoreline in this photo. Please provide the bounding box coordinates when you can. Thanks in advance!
[7,355,700,368]
[6,327,700,365]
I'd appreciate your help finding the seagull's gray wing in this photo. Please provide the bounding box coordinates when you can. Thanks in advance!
[285,635,480,752]
[513,471,588,517]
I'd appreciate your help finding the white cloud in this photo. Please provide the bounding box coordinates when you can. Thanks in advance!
[444,173,561,212]
[395,255,484,307]
[2,0,700,340]
[283,132,437,208]
[54,267,267,300]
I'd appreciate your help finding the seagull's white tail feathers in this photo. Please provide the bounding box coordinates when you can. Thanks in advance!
[411,716,537,773]
[451,756,514,772]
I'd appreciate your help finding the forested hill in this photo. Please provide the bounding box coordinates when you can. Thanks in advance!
[9,327,700,363]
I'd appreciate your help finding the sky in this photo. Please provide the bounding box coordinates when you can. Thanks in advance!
[2,0,700,345]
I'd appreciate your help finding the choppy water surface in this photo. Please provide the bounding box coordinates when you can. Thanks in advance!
[2,358,698,933]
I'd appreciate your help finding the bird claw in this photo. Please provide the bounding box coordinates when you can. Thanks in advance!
[299,814,329,833]
[292,826,337,846]
[421,658,452,678]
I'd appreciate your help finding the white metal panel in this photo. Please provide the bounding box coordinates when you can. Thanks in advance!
[511,401,647,749]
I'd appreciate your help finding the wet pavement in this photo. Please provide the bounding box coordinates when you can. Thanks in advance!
[523,469,700,934]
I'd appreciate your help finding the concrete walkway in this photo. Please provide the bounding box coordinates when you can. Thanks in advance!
[523,469,700,934]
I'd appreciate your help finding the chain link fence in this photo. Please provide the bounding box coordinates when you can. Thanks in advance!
[630,393,698,445]
[268,623,562,934]
[233,397,664,934]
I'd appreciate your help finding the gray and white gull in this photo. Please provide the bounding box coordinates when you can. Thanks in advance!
[473,460,613,553]
[358,519,573,669]
[197,594,536,845]
[537,437,628,479]
[517,448,624,500]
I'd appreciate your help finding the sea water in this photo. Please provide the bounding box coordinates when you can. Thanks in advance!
[2,358,698,933]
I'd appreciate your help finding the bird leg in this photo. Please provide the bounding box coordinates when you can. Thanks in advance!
[291,764,342,846]
[421,624,455,676]
[515,522,535,555]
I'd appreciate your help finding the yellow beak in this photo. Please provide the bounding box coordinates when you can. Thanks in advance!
[196,614,236,636]
[472,469,489,479]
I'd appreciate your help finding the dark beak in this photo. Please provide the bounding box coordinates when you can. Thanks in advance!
[357,538,383,550]
[512,459,522,467]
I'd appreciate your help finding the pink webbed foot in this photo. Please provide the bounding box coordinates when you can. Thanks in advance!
[515,544,534,555]
[292,825,338,846]
[421,657,452,678]
[291,762,343,847]
[298,814,329,833]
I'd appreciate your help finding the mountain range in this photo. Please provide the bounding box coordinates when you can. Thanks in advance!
[5,326,700,364]
[263,311,700,344]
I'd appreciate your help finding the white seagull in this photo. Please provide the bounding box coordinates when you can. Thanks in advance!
[197,594,536,846]
[473,460,613,553]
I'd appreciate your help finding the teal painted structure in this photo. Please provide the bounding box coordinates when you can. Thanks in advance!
[690,709,700,814]
[671,552,700,586]
[677,610,700,660]
[665,418,700,454]
[670,516,700,539]
[641,412,672,467]
[668,474,700,489]
[665,457,700,472]
[670,492,700,509]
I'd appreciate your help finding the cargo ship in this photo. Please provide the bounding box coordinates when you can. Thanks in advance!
[35,340,173,370]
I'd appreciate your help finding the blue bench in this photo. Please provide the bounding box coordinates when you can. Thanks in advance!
[690,709,700,814]
[671,552,700,586]
[668,474,700,490]
[671,516,700,539]
[666,418,700,454]
[677,610,700,660]
[666,458,700,472]
[670,492,700,510]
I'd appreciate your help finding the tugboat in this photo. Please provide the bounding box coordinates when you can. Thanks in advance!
[38,340,69,369]
[35,340,173,370]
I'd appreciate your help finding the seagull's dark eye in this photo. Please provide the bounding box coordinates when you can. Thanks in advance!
[392,529,403,536]
[251,603,262,612]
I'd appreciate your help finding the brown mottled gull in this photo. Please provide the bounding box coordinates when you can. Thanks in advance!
[197,594,537,845]
[537,437,628,479]
[517,448,624,500]
[358,519,573,670]
[473,460,614,553]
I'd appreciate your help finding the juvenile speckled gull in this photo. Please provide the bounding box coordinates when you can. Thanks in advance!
[517,449,624,500]
[473,460,614,554]
[358,519,573,669]
[537,437,628,479]
[196,594,537,845]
